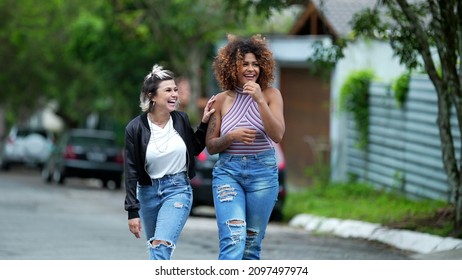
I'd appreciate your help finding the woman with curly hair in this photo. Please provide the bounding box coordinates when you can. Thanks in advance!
[206,34,285,260]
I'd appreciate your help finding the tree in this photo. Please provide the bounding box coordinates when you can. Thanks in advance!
[131,0,298,120]
[66,0,164,129]
[0,0,67,125]
[0,0,295,133]
[349,0,462,235]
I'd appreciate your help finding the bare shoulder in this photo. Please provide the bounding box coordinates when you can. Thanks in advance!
[263,87,282,95]
[213,90,233,107]
[214,91,228,102]
[263,87,283,102]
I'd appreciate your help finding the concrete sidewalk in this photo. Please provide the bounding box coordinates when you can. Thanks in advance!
[289,214,462,259]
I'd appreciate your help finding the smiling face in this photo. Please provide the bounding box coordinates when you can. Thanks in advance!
[237,53,260,87]
[152,79,179,112]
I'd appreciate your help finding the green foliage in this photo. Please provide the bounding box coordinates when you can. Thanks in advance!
[222,0,293,21]
[0,0,67,124]
[339,70,374,149]
[349,8,385,39]
[304,138,331,191]
[0,0,299,132]
[350,3,424,70]
[307,39,345,80]
[68,11,105,63]
[392,170,405,190]
[283,182,452,237]
[304,161,331,190]
[392,72,411,108]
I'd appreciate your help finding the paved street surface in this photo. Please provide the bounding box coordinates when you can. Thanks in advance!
[0,167,411,260]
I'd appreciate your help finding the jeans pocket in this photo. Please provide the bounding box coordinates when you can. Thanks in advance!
[137,183,152,189]
[172,176,189,187]
[257,156,277,167]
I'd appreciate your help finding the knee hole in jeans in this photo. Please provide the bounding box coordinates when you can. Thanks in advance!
[149,239,173,247]
[247,229,258,236]
[226,219,245,244]
[228,219,245,225]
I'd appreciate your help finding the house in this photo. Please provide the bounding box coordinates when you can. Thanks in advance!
[209,1,407,188]
[266,0,380,187]
[209,1,380,187]
[287,0,407,186]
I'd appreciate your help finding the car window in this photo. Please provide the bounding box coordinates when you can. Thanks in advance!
[16,129,48,138]
[16,130,30,137]
[69,136,115,146]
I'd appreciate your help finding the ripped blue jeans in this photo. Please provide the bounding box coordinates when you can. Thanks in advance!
[212,149,279,260]
[137,171,192,260]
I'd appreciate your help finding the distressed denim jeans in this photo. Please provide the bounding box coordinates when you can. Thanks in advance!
[212,149,279,260]
[137,171,192,260]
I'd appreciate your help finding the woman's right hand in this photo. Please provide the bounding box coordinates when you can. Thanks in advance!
[128,218,142,238]
[201,95,216,123]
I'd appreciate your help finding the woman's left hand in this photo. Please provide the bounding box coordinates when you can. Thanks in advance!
[201,95,216,123]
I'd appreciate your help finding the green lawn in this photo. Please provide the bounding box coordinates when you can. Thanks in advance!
[283,182,457,238]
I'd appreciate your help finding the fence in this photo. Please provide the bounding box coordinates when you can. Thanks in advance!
[346,75,460,202]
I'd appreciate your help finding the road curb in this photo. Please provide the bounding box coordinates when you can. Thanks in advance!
[289,214,462,255]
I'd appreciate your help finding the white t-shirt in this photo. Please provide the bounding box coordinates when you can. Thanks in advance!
[145,116,187,179]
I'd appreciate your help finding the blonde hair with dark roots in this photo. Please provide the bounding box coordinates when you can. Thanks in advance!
[139,64,174,112]
[213,34,275,91]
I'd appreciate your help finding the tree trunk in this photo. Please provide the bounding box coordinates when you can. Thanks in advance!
[434,83,461,235]
[187,47,204,116]
[394,0,462,235]
[169,43,208,126]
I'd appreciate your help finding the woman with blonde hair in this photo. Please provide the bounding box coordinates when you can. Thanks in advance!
[124,64,215,260]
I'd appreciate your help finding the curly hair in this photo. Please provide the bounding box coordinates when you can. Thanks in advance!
[213,34,275,91]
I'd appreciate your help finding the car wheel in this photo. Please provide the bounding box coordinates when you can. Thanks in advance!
[0,158,9,171]
[270,208,283,222]
[102,178,122,190]
[41,166,52,183]
[53,168,65,185]
[114,178,122,189]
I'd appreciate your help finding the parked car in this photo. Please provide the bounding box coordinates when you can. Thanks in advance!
[41,129,124,189]
[191,149,219,208]
[0,125,54,170]
[191,143,287,221]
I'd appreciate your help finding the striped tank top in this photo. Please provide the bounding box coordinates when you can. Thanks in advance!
[221,87,273,154]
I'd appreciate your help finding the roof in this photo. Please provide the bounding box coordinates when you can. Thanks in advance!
[290,0,377,37]
[267,35,331,65]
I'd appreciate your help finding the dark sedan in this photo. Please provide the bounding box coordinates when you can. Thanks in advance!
[191,143,287,221]
[41,129,124,189]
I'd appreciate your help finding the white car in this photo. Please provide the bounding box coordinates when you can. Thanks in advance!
[0,126,54,170]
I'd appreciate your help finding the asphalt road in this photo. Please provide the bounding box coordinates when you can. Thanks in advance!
[0,167,412,260]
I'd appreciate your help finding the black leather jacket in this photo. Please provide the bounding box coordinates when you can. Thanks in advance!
[123,111,208,219]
